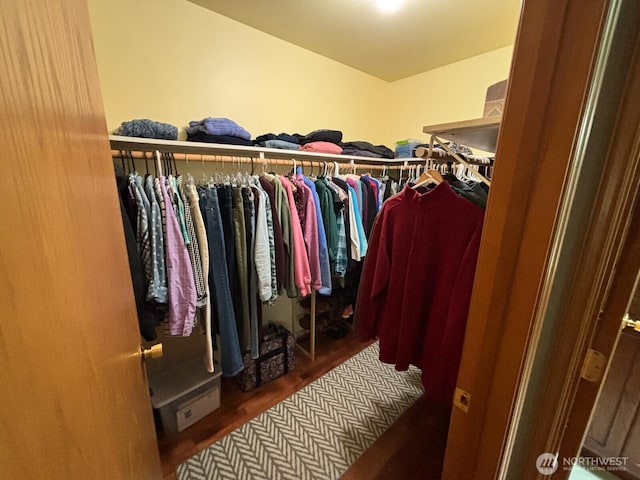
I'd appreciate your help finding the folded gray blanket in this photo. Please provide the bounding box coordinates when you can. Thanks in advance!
[116,119,178,140]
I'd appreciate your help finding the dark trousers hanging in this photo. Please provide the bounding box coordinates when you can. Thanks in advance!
[217,184,242,331]
[242,187,260,359]
[232,187,251,352]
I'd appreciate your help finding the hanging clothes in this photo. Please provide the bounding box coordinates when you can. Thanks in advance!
[297,168,332,295]
[231,187,251,353]
[264,173,298,298]
[327,180,349,278]
[252,186,274,303]
[199,186,245,376]
[116,149,402,377]
[258,176,286,295]
[293,174,322,293]
[158,176,197,336]
[314,177,339,277]
[242,187,260,360]
[114,163,161,341]
[144,174,168,304]
[356,182,484,406]
[178,176,207,308]
[128,174,152,290]
[279,175,312,297]
[185,183,215,373]
[252,184,278,304]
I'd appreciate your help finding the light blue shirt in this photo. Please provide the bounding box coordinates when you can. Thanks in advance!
[347,184,368,257]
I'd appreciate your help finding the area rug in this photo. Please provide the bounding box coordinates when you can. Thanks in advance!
[177,342,424,480]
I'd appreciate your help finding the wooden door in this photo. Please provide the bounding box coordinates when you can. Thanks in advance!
[583,327,640,480]
[0,1,162,479]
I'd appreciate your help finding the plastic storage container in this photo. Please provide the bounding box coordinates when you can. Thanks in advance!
[148,356,222,437]
[395,139,422,158]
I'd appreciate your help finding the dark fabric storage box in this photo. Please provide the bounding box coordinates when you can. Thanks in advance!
[237,324,296,392]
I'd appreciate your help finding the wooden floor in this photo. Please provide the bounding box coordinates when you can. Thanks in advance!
[158,332,448,479]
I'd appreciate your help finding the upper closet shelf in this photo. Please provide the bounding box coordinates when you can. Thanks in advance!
[422,116,501,153]
[109,135,416,164]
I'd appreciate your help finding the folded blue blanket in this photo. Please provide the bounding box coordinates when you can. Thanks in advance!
[187,117,251,140]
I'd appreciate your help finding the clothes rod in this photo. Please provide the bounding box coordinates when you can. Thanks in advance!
[109,135,422,165]
[414,146,494,166]
[112,151,397,171]
[416,135,491,186]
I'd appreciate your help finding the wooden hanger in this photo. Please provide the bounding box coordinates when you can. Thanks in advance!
[427,169,444,183]
[413,169,440,189]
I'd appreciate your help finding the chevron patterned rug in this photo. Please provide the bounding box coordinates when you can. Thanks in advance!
[177,342,424,480]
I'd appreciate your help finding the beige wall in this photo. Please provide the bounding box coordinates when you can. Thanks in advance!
[88,0,389,144]
[88,0,513,150]
[384,46,514,147]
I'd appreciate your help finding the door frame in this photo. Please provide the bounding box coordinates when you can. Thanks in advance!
[519,1,640,475]
[443,0,640,477]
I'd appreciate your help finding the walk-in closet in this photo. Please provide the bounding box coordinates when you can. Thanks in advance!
[3,1,640,479]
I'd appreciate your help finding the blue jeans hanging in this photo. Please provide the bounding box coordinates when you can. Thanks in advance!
[198,186,244,377]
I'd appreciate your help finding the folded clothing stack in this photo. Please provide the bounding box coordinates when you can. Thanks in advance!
[296,129,343,154]
[300,129,343,146]
[340,141,394,159]
[254,133,300,151]
[300,141,343,155]
[115,119,178,140]
[186,117,253,146]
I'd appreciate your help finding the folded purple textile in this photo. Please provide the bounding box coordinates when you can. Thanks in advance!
[187,117,251,140]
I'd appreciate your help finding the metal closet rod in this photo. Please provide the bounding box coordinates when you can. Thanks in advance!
[110,150,400,171]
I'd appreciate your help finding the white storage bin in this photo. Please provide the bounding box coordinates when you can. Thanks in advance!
[148,356,222,437]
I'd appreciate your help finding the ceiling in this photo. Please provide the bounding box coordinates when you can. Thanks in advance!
[188,0,522,82]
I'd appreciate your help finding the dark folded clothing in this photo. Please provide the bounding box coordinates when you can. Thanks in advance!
[341,148,382,158]
[254,133,300,144]
[340,141,394,159]
[187,132,254,146]
[278,133,300,144]
[254,133,276,143]
[115,119,178,140]
[300,129,343,145]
